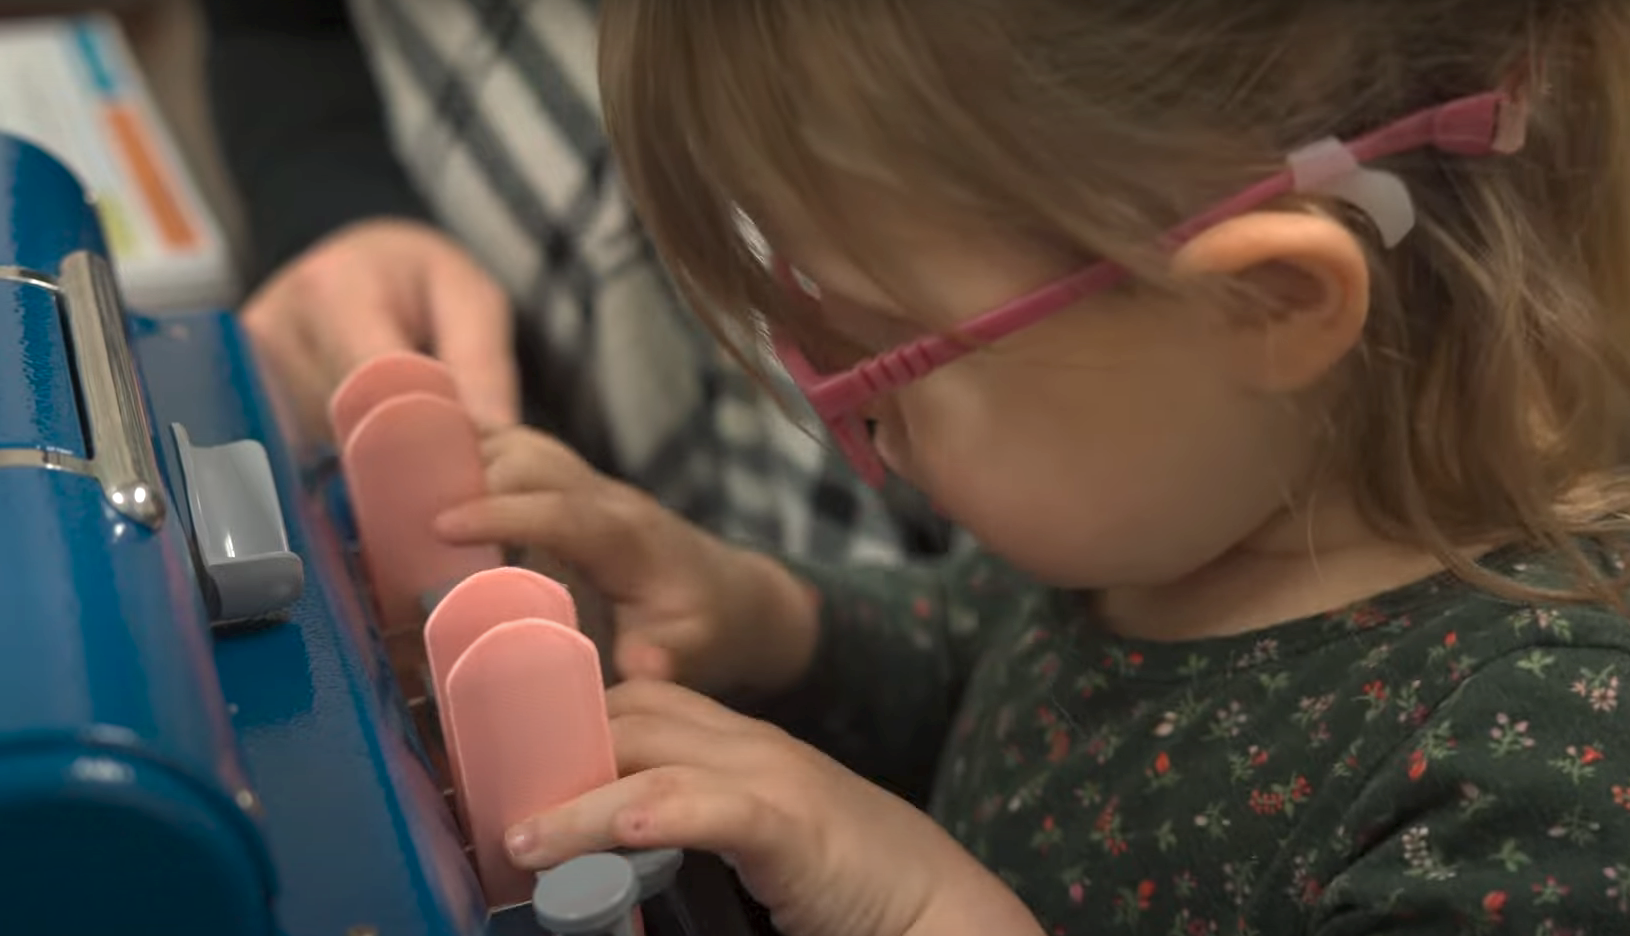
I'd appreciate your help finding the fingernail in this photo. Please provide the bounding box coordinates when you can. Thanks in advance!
[505,825,535,858]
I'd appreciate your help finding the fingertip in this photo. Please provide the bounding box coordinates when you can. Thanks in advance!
[466,396,521,434]
[505,823,541,865]
[432,505,477,540]
[616,641,674,683]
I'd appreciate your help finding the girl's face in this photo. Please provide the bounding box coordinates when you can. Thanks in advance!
[768,204,1320,590]
[743,87,1519,591]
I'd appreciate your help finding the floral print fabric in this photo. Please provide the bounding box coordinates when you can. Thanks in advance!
[773,545,1630,934]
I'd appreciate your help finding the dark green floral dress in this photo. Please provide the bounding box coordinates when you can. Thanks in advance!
[769,543,1630,934]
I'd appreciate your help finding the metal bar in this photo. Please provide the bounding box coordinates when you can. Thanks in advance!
[57,251,166,528]
[0,264,103,489]
[0,447,94,476]
[0,265,59,291]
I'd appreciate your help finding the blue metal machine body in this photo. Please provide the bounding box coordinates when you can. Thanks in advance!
[0,131,763,936]
[0,132,489,935]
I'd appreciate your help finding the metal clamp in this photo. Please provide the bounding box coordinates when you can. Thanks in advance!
[61,251,167,527]
[0,251,168,528]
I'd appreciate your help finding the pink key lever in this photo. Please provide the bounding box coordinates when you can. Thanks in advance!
[329,351,459,447]
[443,617,617,908]
[339,392,502,637]
[330,357,647,918]
[424,567,578,807]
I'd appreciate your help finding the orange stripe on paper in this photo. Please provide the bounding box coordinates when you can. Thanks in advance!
[105,105,197,250]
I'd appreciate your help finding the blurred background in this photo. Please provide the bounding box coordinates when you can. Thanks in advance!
[5,1,238,228]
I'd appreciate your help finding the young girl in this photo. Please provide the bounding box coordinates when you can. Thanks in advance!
[436,2,1630,933]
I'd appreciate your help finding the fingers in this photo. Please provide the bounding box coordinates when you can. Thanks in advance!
[435,490,581,548]
[609,713,731,775]
[605,680,748,732]
[613,618,737,688]
[602,687,789,787]
[439,431,659,566]
[240,244,414,441]
[480,429,594,494]
[610,684,760,746]
[504,764,790,876]
[243,293,352,443]
[311,288,415,377]
[276,244,416,379]
[502,697,827,910]
[424,248,520,429]
[614,639,676,683]
[243,305,319,427]
[434,489,655,598]
[609,775,785,866]
[240,221,520,445]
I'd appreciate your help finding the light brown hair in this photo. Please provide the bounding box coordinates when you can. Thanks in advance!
[600,0,1630,602]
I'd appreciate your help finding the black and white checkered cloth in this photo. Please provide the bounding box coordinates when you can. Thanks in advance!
[344,0,957,564]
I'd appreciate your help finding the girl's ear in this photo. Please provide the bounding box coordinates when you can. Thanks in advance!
[1171,210,1371,393]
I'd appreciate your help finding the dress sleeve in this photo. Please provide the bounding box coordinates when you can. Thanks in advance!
[747,548,1045,806]
[1313,646,1630,934]
[199,0,434,284]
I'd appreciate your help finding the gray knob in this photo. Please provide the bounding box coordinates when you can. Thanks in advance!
[622,847,684,900]
[532,852,640,936]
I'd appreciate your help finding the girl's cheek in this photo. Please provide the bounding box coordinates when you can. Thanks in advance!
[875,378,961,490]
[868,404,913,480]
[871,418,902,475]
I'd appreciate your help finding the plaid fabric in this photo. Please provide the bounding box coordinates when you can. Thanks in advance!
[343,0,957,564]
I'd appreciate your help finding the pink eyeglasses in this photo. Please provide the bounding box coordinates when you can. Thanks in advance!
[767,89,1529,487]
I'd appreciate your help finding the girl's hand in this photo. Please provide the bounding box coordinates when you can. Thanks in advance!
[504,681,1044,936]
[435,427,817,697]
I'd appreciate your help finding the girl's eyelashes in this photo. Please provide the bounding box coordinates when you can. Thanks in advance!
[780,263,933,370]
[823,298,927,353]
[786,265,922,338]
[787,299,919,372]
[790,266,822,299]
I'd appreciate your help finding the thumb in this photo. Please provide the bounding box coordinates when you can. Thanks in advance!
[424,251,520,429]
